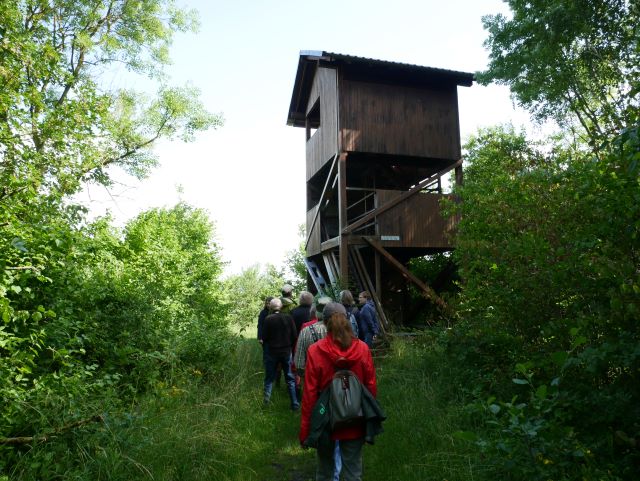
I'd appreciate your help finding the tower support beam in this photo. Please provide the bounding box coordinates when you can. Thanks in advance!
[363,236,448,311]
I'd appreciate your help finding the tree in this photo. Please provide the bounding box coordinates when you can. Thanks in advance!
[223,264,284,332]
[0,203,230,453]
[223,224,309,333]
[0,1,226,466]
[478,0,639,147]
[114,203,229,372]
[449,123,640,480]
[280,224,307,294]
[0,0,221,213]
[445,2,640,475]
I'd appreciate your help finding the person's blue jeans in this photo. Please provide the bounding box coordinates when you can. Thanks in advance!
[263,351,298,409]
[333,441,342,480]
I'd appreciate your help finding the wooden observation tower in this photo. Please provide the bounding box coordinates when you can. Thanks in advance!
[287,51,473,326]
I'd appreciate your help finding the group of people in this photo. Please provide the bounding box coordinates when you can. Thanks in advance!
[257,284,381,481]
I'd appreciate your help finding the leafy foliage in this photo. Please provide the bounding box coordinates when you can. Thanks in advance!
[443,3,640,478]
[479,0,639,147]
[0,204,231,470]
[0,0,222,211]
[446,124,640,479]
[0,1,227,475]
[222,224,307,333]
[223,264,284,332]
[406,252,459,326]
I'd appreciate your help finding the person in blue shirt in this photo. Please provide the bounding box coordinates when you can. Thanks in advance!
[357,291,379,349]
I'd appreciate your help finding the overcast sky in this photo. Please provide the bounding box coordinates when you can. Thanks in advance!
[83,0,532,275]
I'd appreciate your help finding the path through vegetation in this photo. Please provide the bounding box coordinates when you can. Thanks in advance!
[165,336,482,481]
[8,335,482,481]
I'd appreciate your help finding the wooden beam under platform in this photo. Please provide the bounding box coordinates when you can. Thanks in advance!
[363,236,448,311]
[320,236,340,251]
[338,153,349,285]
[351,246,389,334]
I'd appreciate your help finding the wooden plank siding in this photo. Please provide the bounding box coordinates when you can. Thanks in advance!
[306,204,321,256]
[305,67,339,182]
[338,79,461,161]
[374,190,457,249]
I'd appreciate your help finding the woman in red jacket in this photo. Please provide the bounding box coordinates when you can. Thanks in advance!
[300,302,377,481]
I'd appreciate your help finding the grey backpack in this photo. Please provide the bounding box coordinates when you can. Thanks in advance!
[329,369,364,430]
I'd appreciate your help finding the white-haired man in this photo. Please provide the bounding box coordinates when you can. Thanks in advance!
[262,297,299,410]
[291,291,314,334]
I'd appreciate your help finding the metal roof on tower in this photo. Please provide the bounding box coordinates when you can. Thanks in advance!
[287,50,475,127]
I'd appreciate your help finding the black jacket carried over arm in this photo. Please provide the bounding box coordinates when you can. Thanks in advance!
[303,383,386,448]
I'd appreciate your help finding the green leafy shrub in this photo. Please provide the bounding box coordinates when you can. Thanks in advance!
[0,203,232,474]
[447,125,640,479]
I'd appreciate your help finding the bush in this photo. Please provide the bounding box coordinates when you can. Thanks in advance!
[1,203,233,473]
[446,125,640,480]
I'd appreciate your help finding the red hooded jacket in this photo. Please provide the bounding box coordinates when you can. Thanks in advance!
[299,333,376,444]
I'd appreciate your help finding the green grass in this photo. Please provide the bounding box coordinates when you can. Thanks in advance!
[365,339,486,481]
[6,335,488,481]
[87,339,316,481]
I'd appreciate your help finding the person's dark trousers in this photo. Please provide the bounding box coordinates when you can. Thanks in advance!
[263,345,284,383]
[263,352,299,410]
[316,438,364,481]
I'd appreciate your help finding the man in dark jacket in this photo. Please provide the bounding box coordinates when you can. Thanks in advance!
[291,291,313,334]
[262,297,299,410]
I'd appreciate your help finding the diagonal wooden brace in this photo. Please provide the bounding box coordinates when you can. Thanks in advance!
[305,153,339,250]
[343,159,462,235]
[363,237,448,311]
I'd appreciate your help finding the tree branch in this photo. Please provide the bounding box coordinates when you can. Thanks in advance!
[0,185,29,203]
[57,3,116,107]
[99,115,170,170]
[0,415,104,446]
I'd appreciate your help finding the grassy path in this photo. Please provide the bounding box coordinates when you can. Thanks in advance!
[222,338,316,481]
[73,336,483,481]
[201,337,483,481]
